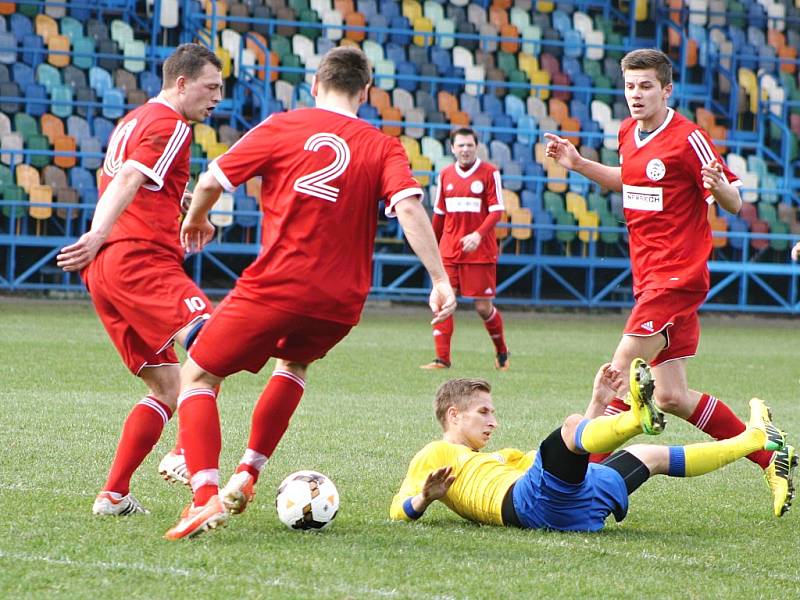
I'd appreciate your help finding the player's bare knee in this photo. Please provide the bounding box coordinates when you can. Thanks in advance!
[626,444,667,475]
[275,359,308,380]
[561,414,584,452]
[653,387,688,415]
[475,300,493,319]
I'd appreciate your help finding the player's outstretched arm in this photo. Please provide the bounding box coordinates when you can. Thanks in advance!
[395,197,457,324]
[56,164,148,272]
[543,133,623,192]
[390,467,455,521]
[181,170,222,253]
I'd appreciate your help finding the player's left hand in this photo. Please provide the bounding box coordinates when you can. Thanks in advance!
[701,160,724,191]
[56,231,105,272]
[791,242,800,262]
[460,231,482,254]
[591,362,624,407]
[429,279,457,325]
[181,213,215,253]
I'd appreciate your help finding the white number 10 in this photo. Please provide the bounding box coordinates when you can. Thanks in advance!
[293,133,351,202]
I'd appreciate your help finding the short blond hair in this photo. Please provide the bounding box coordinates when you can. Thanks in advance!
[434,378,492,428]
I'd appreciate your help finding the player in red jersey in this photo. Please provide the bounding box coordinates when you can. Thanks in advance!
[420,127,509,371]
[56,44,224,516]
[544,48,795,517]
[164,47,456,539]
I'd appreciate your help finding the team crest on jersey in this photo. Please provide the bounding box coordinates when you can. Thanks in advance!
[646,159,666,182]
[470,181,484,194]
[446,183,454,191]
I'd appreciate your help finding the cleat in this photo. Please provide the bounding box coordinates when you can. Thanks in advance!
[158,450,191,486]
[164,495,229,540]
[748,398,785,453]
[420,358,450,370]
[626,358,665,435]
[220,471,256,515]
[92,492,149,516]
[764,444,797,518]
[494,351,510,371]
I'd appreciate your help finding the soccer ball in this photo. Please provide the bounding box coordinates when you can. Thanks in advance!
[275,470,339,530]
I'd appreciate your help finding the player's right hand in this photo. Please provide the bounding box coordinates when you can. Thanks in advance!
[56,232,104,272]
[421,466,455,503]
[543,132,580,170]
[792,241,800,262]
[429,279,456,325]
[181,215,215,253]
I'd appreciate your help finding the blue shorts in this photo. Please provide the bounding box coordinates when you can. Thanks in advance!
[512,451,629,532]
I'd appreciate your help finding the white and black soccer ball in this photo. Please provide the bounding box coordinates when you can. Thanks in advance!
[275,470,339,531]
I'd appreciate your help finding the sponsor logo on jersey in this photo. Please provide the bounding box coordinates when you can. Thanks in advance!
[640,320,655,332]
[622,184,663,211]
[445,196,482,213]
[470,180,484,194]
[646,158,666,181]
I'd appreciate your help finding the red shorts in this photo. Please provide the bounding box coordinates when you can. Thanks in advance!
[83,241,212,375]
[188,292,353,377]
[624,288,706,366]
[445,262,496,298]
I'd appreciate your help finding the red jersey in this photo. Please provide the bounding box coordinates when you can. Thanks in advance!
[433,159,504,264]
[618,108,740,295]
[99,96,192,260]
[209,106,423,325]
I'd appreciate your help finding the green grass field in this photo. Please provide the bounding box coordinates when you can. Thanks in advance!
[1,298,799,599]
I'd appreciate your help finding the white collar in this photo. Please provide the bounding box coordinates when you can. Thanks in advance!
[454,158,481,178]
[634,107,674,148]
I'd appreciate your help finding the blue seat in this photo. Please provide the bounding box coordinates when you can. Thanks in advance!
[562,56,582,80]
[359,0,378,22]
[70,5,93,22]
[316,37,335,55]
[357,103,379,121]
[379,0,400,20]
[102,87,125,119]
[503,161,523,192]
[747,2,766,28]
[489,140,511,165]
[523,161,544,195]
[72,36,95,70]
[366,14,388,44]
[534,208,555,242]
[13,63,35,90]
[504,94,525,124]
[0,14,5,33]
[79,136,103,170]
[563,30,583,59]
[493,114,514,144]
[389,16,411,45]
[521,189,541,213]
[25,82,47,117]
[570,99,589,123]
[67,114,91,142]
[139,70,160,98]
[552,10,572,35]
[51,84,74,118]
[512,141,532,162]
[92,117,115,144]
[727,25,745,50]
[516,115,537,144]
[9,14,33,40]
[235,194,259,229]
[738,43,758,71]
[441,66,463,95]
[385,43,406,64]
[483,93,503,119]
[459,92,480,117]
[582,120,602,149]
[89,66,112,98]
[431,46,452,75]
[395,60,418,93]
[0,31,16,65]
[22,33,43,67]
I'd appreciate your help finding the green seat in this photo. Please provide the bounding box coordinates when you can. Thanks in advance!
[769,221,789,251]
[51,84,73,119]
[289,0,310,12]
[27,134,51,168]
[543,191,565,217]
[2,184,27,218]
[190,143,204,176]
[605,33,624,60]
[14,113,39,142]
[18,2,39,17]
[600,147,620,167]
[508,70,528,99]
[280,54,304,85]
[60,16,83,42]
[123,40,146,73]
[758,202,778,226]
[270,35,292,60]
[73,36,95,70]
[36,64,62,94]
[599,212,621,244]
[556,211,577,243]
[761,173,779,204]
[587,192,611,217]
[497,51,517,76]
[593,74,613,104]
[299,10,321,39]
[582,58,602,81]
[677,106,694,121]
[0,164,13,187]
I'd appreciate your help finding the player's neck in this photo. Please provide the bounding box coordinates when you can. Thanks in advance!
[456,160,477,171]
[157,90,182,117]
[637,106,670,134]
[315,92,359,118]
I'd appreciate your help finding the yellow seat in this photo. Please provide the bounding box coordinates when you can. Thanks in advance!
[412,16,433,47]
[510,207,532,254]
[578,211,599,244]
[517,53,538,79]
[737,67,758,114]
[502,189,519,212]
[402,0,422,21]
[245,177,261,198]
[536,1,554,12]
[495,212,510,241]
[210,191,234,229]
[205,0,227,30]
[411,154,432,186]
[215,46,232,79]
[400,135,421,160]
[207,141,229,160]
[566,192,587,219]
[546,162,567,192]
[194,123,217,152]
[29,184,53,235]
[15,164,40,194]
[35,14,59,44]
[529,70,550,100]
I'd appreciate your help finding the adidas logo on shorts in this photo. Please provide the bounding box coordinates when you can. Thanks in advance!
[640,320,655,333]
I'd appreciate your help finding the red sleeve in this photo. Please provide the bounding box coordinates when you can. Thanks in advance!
[484,166,504,212]
[686,127,740,198]
[381,136,424,215]
[209,116,274,191]
[475,211,502,237]
[125,117,191,191]
[432,212,444,242]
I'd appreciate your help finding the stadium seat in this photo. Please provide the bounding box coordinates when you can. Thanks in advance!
[21,33,43,68]
[15,163,40,193]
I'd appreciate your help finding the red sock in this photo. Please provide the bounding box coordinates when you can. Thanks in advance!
[178,388,221,505]
[238,370,306,483]
[588,397,630,463]
[433,315,454,364]
[688,393,773,469]
[482,307,507,354]
[103,396,172,495]
[171,384,219,455]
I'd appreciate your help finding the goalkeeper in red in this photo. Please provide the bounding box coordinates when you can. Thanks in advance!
[543,48,795,517]
[390,361,792,531]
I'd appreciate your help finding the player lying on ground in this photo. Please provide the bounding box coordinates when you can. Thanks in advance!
[390,360,795,531]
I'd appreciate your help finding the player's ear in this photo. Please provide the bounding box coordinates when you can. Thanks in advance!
[446,405,459,425]
[663,82,673,101]
[310,75,319,97]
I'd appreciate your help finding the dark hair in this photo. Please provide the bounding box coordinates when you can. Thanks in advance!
[620,48,672,87]
[449,127,478,145]
[315,47,372,96]
[162,43,222,88]
[434,378,492,427]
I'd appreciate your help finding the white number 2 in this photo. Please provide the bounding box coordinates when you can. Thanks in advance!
[292,133,351,202]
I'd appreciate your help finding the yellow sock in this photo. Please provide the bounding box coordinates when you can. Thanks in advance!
[682,428,766,477]
[576,411,642,454]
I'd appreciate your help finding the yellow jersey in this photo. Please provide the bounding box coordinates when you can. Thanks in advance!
[390,440,536,526]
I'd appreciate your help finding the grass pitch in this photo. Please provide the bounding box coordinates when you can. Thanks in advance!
[1,298,799,599]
